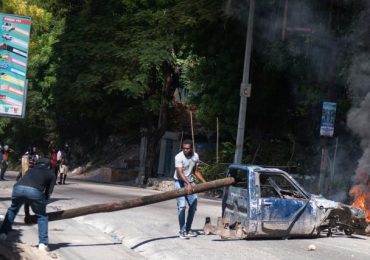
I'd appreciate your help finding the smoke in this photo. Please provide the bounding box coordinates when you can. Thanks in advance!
[224,0,248,24]
[346,2,370,209]
[348,55,370,106]
[348,93,370,169]
[347,4,370,107]
[347,3,370,169]
[224,0,340,85]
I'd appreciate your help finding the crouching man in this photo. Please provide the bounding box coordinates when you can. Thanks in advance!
[0,158,56,251]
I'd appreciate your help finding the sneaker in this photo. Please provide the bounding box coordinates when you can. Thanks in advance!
[0,233,7,240]
[179,231,189,239]
[38,243,50,252]
[186,230,198,237]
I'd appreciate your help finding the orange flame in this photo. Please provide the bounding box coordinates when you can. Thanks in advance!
[350,168,370,223]
[351,187,370,222]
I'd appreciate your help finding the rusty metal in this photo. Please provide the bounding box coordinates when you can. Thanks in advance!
[203,165,368,240]
[24,177,235,224]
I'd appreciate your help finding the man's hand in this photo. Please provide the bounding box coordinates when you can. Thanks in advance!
[186,184,194,195]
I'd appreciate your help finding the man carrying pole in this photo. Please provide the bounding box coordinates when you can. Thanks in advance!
[173,139,206,239]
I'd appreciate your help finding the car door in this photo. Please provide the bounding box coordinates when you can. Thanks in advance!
[223,168,250,227]
[257,172,316,236]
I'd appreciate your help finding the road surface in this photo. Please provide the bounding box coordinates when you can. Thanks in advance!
[0,171,369,259]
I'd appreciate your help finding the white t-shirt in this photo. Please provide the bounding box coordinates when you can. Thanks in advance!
[57,150,62,161]
[173,151,199,182]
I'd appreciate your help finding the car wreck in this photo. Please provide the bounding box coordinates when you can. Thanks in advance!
[204,164,368,239]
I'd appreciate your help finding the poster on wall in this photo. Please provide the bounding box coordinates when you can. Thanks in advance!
[0,13,31,118]
[320,101,336,137]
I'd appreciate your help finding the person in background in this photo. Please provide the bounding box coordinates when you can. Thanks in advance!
[16,146,40,181]
[0,145,12,180]
[50,146,58,183]
[173,139,206,239]
[0,158,56,251]
[56,145,62,166]
[0,145,3,174]
[29,146,39,168]
[0,145,3,163]
[58,144,71,185]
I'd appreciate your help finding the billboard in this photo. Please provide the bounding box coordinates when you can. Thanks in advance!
[0,13,31,118]
[320,101,336,137]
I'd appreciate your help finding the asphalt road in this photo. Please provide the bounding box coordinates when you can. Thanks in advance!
[1,171,369,260]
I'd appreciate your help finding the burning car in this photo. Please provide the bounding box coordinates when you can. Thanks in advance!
[204,164,368,239]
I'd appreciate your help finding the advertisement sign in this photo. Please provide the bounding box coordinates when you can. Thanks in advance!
[0,13,31,118]
[320,101,336,137]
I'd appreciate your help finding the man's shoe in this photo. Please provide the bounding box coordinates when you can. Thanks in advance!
[0,233,7,240]
[186,230,198,237]
[179,231,189,239]
[58,182,62,184]
[38,243,50,252]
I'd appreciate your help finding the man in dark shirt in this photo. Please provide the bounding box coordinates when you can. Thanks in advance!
[0,158,56,251]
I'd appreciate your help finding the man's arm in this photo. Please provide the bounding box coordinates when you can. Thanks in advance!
[194,166,206,183]
[176,167,192,185]
[176,167,193,193]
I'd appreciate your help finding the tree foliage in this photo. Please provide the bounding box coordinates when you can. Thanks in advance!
[0,0,366,178]
[0,0,64,153]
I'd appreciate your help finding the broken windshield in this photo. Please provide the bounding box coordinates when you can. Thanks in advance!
[259,173,306,199]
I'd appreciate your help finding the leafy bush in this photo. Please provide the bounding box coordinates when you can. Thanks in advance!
[198,163,228,198]
[200,163,228,182]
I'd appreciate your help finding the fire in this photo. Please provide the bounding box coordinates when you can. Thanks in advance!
[351,186,370,222]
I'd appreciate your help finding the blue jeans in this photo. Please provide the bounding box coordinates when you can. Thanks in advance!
[0,185,48,245]
[0,160,8,179]
[174,180,197,233]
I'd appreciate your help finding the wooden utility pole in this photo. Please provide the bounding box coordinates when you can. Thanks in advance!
[234,0,255,164]
[319,0,336,195]
[216,117,219,163]
[282,0,313,41]
[282,0,337,195]
[25,177,235,224]
[190,110,195,152]
[282,0,288,40]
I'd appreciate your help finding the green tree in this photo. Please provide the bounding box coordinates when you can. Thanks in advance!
[0,0,64,154]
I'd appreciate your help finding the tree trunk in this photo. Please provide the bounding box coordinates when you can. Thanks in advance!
[24,177,235,224]
[143,62,179,183]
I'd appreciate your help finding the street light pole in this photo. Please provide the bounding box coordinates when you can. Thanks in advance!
[234,0,255,164]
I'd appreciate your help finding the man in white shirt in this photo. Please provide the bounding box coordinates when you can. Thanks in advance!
[173,139,206,239]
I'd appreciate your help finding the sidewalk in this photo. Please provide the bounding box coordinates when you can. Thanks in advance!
[0,171,143,260]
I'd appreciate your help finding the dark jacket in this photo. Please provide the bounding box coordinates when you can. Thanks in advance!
[16,163,56,197]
